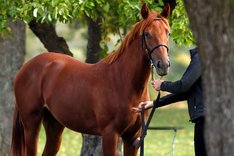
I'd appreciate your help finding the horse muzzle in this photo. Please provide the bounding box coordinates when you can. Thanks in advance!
[154,60,170,76]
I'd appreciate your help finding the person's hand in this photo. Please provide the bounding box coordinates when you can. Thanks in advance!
[152,80,164,91]
[132,101,153,113]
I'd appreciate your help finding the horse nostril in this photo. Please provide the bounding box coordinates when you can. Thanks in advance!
[157,61,161,69]
[168,61,170,67]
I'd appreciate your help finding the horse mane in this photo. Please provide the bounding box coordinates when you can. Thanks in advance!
[102,11,168,64]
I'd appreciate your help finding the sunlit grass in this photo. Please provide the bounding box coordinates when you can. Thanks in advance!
[38,128,82,156]
[143,108,194,156]
[38,108,194,156]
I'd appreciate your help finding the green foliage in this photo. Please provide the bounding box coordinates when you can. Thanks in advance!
[95,0,165,51]
[0,0,18,36]
[0,0,194,46]
[15,0,77,24]
[170,0,195,45]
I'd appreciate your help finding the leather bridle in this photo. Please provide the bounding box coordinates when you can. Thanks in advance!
[141,18,169,65]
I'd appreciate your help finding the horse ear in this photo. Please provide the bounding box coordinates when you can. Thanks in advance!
[141,3,150,19]
[160,3,171,18]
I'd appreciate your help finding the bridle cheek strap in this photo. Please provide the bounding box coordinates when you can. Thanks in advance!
[142,31,169,63]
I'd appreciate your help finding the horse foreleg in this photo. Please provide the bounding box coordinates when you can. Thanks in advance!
[122,137,138,156]
[121,129,141,156]
[102,128,119,156]
[42,109,64,156]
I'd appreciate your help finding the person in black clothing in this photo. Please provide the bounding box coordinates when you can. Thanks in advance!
[133,48,207,156]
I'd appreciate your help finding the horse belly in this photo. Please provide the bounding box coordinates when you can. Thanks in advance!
[44,84,102,135]
[62,113,101,135]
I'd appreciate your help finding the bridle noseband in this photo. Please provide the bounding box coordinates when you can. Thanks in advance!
[141,18,169,65]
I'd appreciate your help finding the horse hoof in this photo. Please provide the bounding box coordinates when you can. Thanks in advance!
[133,137,140,148]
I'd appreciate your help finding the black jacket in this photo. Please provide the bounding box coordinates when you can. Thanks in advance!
[154,48,204,121]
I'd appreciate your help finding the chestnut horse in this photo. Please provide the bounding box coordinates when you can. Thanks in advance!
[12,4,170,156]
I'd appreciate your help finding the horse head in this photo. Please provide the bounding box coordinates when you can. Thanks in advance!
[141,3,171,76]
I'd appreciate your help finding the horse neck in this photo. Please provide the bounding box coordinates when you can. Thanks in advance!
[113,38,151,96]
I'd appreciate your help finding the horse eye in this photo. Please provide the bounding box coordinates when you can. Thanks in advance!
[144,31,150,38]
[167,32,171,37]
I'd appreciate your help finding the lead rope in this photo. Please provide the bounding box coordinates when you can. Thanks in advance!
[139,64,162,156]
[151,64,154,81]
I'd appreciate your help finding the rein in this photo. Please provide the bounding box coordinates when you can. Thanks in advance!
[133,62,162,156]
[138,90,161,156]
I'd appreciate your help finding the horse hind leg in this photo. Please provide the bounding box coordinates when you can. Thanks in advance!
[19,105,43,156]
[42,108,64,156]
[12,103,43,156]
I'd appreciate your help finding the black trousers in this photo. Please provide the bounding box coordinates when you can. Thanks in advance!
[194,117,207,156]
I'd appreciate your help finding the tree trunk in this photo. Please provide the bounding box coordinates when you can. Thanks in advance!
[80,15,122,156]
[28,20,73,56]
[0,21,25,155]
[184,0,234,155]
[85,14,103,63]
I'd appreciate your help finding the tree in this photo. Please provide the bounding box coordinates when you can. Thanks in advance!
[184,0,234,155]
[85,14,102,63]
[28,20,73,56]
[0,20,25,155]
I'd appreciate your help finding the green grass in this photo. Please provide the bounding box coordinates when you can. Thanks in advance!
[144,108,194,156]
[38,108,194,156]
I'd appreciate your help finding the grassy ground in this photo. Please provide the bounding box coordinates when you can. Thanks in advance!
[144,108,194,156]
[38,108,194,156]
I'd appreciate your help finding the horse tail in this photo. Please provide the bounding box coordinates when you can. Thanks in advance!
[11,107,25,156]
